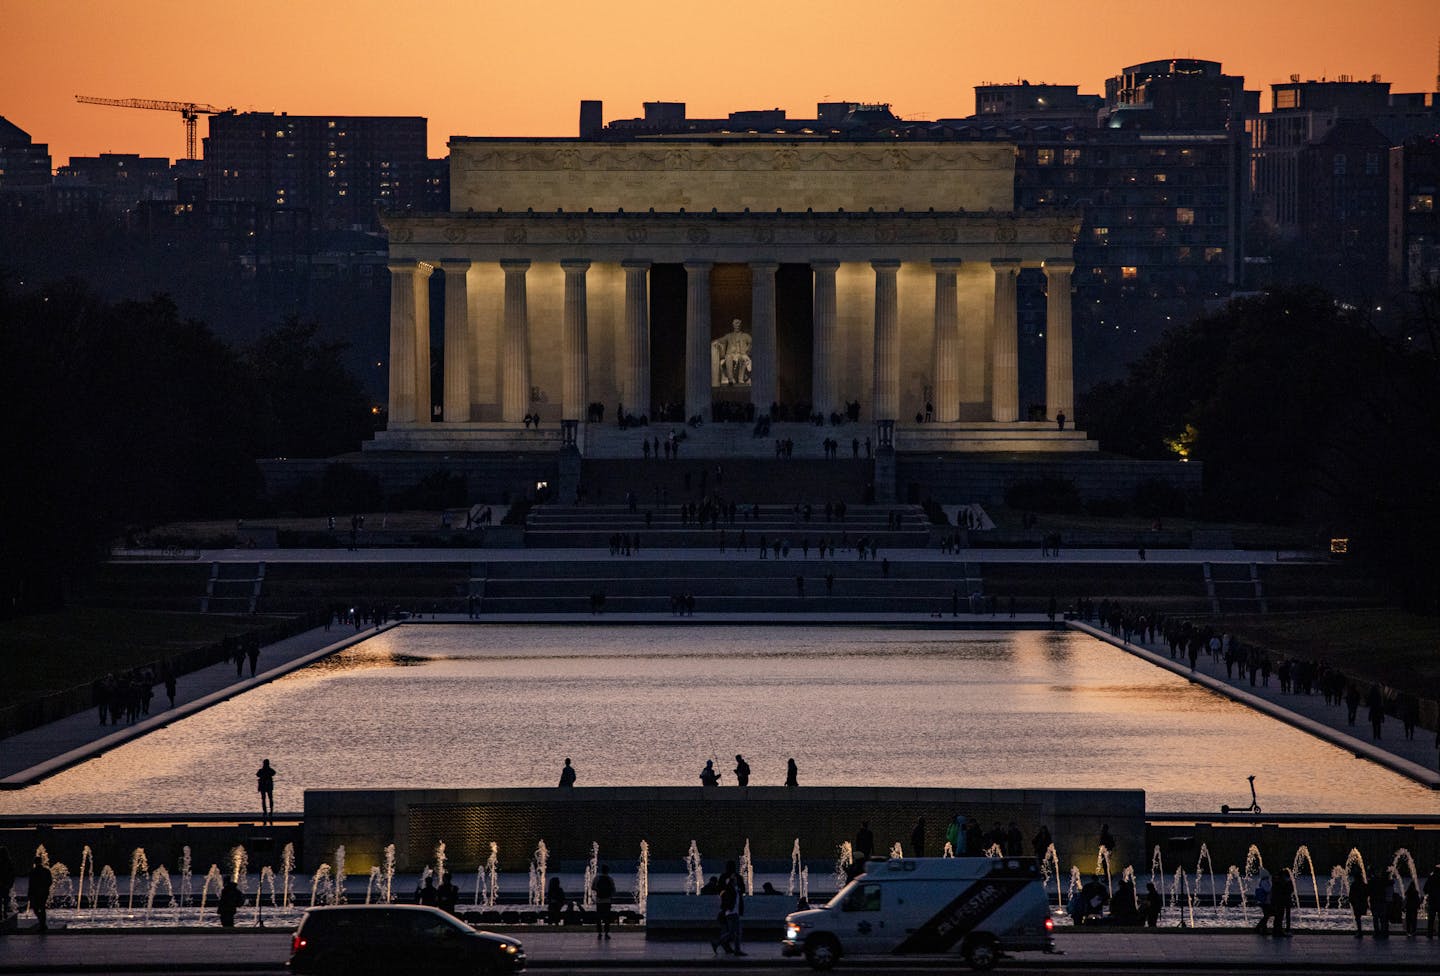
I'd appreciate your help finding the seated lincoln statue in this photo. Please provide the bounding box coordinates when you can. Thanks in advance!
[711,319,753,387]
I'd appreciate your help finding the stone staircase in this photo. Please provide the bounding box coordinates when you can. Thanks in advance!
[582,421,874,460]
[202,561,264,613]
[576,457,876,508]
[470,557,986,615]
[524,502,931,549]
[1207,561,1267,614]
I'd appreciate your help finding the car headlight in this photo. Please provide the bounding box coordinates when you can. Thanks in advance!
[501,944,519,954]
[786,924,801,940]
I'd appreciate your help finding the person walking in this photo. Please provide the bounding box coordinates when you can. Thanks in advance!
[733,754,751,789]
[591,864,616,940]
[246,639,261,677]
[1404,880,1421,938]
[1143,881,1162,927]
[855,822,875,861]
[1372,868,1393,939]
[546,877,566,925]
[784,758,798,787]
[437,872,460,915]
[26,858,51,934]
[0,847,14,930]
[1271,868,1294,936]
[711,861,745,956]
[217,877,244,928]
[1425,862,1440,938]
[945,814,963,856]
[1349,867,1369,938]
[699,760,720,787]
[256,759,277,826]
[417,875,439,906]
[910,817,926,858]
[558,758,577,788]
[1252,870,1271,933]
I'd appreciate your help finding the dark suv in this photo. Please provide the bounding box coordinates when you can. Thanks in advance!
[289,905,525,975]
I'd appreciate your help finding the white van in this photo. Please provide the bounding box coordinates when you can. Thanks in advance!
[782,857,1055,971]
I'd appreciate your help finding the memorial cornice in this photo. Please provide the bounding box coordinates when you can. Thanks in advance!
[382,210,1080,264]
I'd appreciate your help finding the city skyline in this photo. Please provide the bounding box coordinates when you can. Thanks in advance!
[3,0,1437,165]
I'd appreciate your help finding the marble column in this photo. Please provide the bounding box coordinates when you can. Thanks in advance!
[561,260,590,423]
[749,261,778,414]
[871,260,901,422]
[990,258,1021,423]
[440,260,471,423]
[811,260,839,417]
[931,259,962,423]
[386,260,431,425]
[622,260,651,417]
[684,261,712,421]
[500,259,531,424]
[1044,258,1076,424]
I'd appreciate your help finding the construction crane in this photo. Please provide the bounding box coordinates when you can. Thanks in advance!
[75,95,229,160]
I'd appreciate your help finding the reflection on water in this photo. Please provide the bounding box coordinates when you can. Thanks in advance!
[2,626,1436,816]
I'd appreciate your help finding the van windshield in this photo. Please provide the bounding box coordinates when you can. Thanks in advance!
[825,880,858,910]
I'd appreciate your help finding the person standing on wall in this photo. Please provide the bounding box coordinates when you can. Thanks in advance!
[256,759,277,826]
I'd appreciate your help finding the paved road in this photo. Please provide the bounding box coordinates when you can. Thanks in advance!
[1,929,1437,973]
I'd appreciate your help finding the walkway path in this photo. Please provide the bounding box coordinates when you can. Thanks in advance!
[1073,622,1440,790]
[176,546,1306,564]
[0,622,395,790]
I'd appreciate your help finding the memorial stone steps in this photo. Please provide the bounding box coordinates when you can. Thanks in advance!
[575,456,875,506]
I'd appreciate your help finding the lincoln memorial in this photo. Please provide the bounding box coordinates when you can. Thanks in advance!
[371,138,1096,459]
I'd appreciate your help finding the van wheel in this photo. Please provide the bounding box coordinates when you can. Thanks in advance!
[963,934,998,971]
[804,935,841,970]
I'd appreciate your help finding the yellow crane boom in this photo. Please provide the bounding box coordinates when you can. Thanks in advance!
[75,95,230,160]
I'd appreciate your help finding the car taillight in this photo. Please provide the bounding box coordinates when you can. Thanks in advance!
[1044,916,1055,932]
[292,935,306,952]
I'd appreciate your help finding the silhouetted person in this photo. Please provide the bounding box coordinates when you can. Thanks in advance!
[910,817,926,858]
[558,758,577,788]
[592,865,616,939]
[0,847,14,927]
[700,760,721,787]
[1349,868,1368,938]
[26,858,51,933]
[855,822,874,860]
[734,754,750,788]
[546,877,566,925]
[246,640,260,676]
[256,759,277,825]
[1425,862,1440,937]
[1372,869,1393,939]
[1099,823,1116,854]
[1143,882,1162,927]
[217,878,243,928]
[418,875,439,906]
[163,667,177,709]
[437,871,460,915]
[785,758,798,787]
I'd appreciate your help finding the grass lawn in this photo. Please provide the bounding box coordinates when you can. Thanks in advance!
[1210,608,1440,690]
[0,608,293,708]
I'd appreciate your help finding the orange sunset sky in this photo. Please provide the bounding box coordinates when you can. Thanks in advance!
[4,0,1437,166]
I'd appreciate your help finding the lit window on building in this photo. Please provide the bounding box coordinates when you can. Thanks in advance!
[1063,148,1081,165]
[274,130,285,138]
[1036,149,1055,166]
[1153,173,1167,183]
[1093,226,1109,241]
[1409,194,1435,212]
[1121,266,1139,280]
[1176,207,1195,225]
[1205,247,1224,262]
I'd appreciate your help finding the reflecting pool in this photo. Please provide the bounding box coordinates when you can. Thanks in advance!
[4,626,1436,815]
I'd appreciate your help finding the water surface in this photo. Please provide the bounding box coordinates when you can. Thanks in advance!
[4,626,1435,815]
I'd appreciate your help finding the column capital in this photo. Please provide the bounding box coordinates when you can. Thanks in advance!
[870,259,902,273]
[387,259,423,275]
[683,260,714,273]
[499,259,532,273]
[621,259,652,271]
[808,259,840,273]
[1043,258,1076,275]
[931,258,964,273]
[991,257,1022,272]
[438,259,472,275]
[560,259,592,274]
[749,260,781,273]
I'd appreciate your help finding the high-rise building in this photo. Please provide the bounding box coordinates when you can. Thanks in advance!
[0,117,52,215]
[203,112,429,231]
[1390,135,1440,290]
